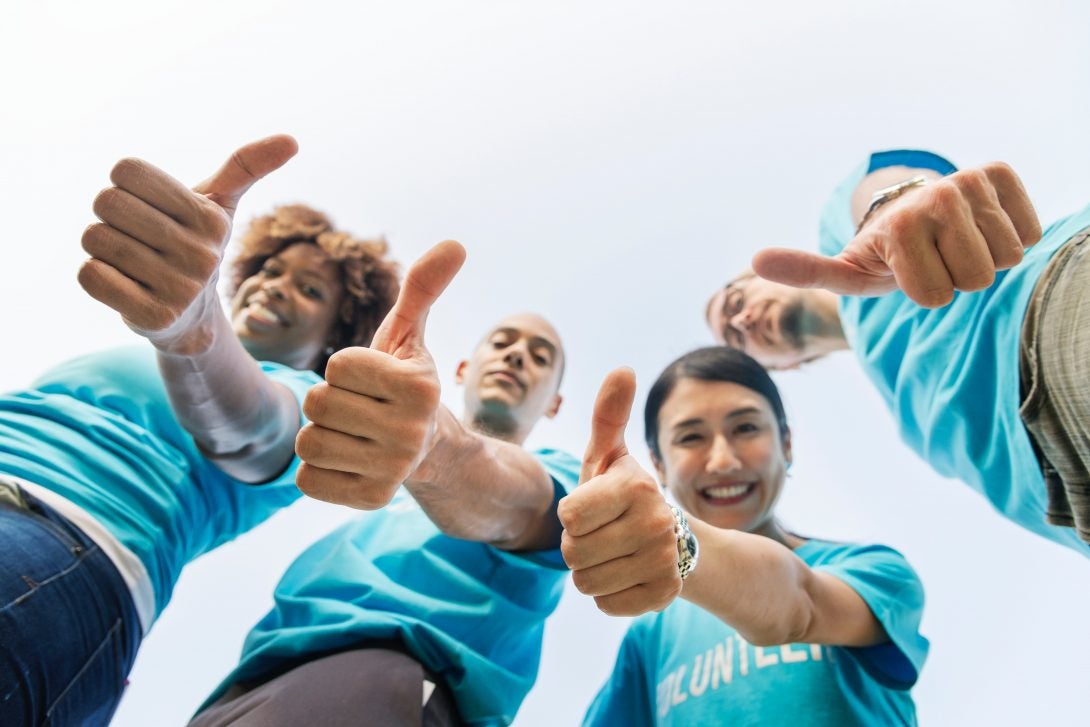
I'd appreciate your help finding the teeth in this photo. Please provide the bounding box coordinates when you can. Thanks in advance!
[705,484,751,499]
[248,304,281,325]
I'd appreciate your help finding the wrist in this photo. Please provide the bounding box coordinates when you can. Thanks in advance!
[406,407,461,487]
[856,174,930,233]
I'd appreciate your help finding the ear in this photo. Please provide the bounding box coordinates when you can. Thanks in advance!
[651,451,668,486]
[454,360,469,385]
[782,428,793,468]
[544,392,562,419]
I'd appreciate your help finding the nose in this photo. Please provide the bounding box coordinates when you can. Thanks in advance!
[262,277,287,301]
[730,308,754,332]
[504,347,525,370]
[706,435,740,474]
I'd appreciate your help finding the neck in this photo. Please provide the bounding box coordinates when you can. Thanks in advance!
[798,290,849,358]
[749,517,803,549]
[464,409,528,445]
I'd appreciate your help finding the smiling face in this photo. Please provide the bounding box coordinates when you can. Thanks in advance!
[653,377,791,534]
[230,242,345,371]
[456,313,564,443]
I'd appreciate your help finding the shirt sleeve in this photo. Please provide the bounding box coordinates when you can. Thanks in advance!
[813,542,929,690]
[582,623,656,727]
[249,361,323,490]
[818,149,959,257]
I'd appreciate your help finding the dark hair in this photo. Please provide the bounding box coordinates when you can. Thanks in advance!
[643,346,789,460]
[228,204,401,375]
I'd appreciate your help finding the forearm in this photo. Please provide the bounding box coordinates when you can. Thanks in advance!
[156,311,300,483]
[680,521,813,646]
[680,519,885,648]
[405,408,559,550]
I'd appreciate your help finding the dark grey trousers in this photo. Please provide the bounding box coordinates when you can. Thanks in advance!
[1021,227,1090,542]
[189,648,462,727]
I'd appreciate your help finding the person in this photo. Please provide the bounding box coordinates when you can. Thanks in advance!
[0,135,400,726]
[559,348,927,725]
[189,278,579,726]
[706,149,1090,555]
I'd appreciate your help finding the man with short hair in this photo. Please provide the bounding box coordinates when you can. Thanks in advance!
[191,245,579,726]
[706,149,1090,556]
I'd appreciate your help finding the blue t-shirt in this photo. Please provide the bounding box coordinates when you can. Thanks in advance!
[584,539,927,727]
[206,448,580,726]
[0,346,319,618]
[821,150,1090,556]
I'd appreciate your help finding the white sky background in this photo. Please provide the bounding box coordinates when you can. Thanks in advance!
[2,1,1089,724]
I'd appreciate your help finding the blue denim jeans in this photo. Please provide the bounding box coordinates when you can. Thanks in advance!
[0,487,141,726]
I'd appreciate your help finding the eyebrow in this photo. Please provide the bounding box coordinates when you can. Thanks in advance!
[491,327,559,361]
[670,406,763,430]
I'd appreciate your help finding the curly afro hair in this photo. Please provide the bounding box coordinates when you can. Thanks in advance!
[228,204,400,375]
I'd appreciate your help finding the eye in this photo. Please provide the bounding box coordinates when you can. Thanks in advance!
[260,262,282,277]
[734,421,761,435]
[300,283,324,300]
[532,350,552,367]
[675,432,704,446]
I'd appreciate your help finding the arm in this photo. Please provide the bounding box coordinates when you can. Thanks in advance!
[753,150,1043,307]
[680,519,886,647]
[405,406,561,550]
[78,136,301,482]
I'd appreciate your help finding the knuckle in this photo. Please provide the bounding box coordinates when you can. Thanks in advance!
[556,497,582,532]
[954,168,988,194]
[928,180,962,209]
[110,157,145,185]
[570,569,593,595]
[982,160,1016,184]
[884,209,916,238]
[294,425,326,463]
[92,187,121,217]
[302,385,332,422]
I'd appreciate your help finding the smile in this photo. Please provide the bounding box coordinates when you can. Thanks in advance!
[699,481,757,505]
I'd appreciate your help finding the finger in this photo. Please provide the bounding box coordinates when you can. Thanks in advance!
[592,578,682,617]
[370,240,466,355]
[571,538,679,597]
[81,223,167,291]
[109,157,209,228]
[193,134,299,215]
[294,423,378,473]
[931,187,996,291]
[77,258,170,331]
[558,463,659,537]
[295,463,398,511]
[303,382,434,442]
[561,520,640,572]
[751,247,897,297]
[580,367,636,484]
[885,221,956,308]
[956,169,1024,269]
[92,186,189,255]
[323,347,440,405]
[982,162,1042,248]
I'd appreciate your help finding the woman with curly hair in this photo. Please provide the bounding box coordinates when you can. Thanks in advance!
[0,136,400,726]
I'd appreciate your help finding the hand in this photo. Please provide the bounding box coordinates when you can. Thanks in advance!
[294,240,466,509]
[752,162,1043,307]
[557,368,682,616]
[78,134,298,352]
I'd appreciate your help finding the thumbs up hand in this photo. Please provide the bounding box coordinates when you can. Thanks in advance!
[752,162,1042,308]
[295,241,466,509]
[557,368,683,617]
[79,135,298,353]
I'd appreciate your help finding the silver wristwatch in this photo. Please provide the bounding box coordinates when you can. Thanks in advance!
[670,506,699,580]
[857,174,929,232]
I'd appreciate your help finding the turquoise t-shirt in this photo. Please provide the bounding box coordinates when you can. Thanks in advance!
[0,345,319,618]
[584,540,928,727]
[820,149,1090,556]
[204,448,579,727]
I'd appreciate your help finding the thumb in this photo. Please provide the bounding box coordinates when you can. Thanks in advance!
[752,246,895,297]
[192,134,299,216]
[370,240,467,356]
[580,367,636,484]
